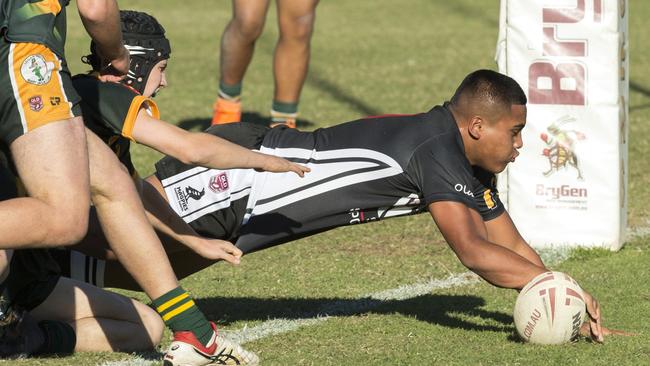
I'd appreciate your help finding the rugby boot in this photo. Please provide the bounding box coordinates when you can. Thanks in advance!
[163,322,259,366]
[211,98,242,125]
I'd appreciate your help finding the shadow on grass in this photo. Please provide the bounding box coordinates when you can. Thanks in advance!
[196,294,513,334]
[177,112,316,131]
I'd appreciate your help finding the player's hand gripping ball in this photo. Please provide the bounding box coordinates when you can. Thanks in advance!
[514,271,586,344]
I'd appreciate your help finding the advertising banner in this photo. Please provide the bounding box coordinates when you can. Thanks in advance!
[495,0,628,249]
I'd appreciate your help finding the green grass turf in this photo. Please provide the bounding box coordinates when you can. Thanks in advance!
[4,0,649,365]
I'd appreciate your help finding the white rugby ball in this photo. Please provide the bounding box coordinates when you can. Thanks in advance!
[513,271,586,345]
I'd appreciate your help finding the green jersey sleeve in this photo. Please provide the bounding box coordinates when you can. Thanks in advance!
[72,74,160,176]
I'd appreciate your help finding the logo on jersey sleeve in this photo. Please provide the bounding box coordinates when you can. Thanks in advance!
[21,55,54,85]
[483,189,496,209]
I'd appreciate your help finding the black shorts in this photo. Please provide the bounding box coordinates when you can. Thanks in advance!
[0,163,60,312]
[3,249,61,312]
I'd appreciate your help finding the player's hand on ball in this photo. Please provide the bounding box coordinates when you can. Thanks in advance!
[261,156,311,177]
[582,289,604,343]
[195,238,243,265]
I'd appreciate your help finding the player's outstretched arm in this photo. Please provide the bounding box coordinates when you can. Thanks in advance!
[428,201,546,289]
[136,177,242,264]
[429,202,631,343]
[76,0,129,80]
[484,211,545,267]
[131,110,310,176]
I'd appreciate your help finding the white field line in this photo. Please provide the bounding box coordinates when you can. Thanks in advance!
[97,272,480,366]
[97,234,646,366]
[222,272,480,344]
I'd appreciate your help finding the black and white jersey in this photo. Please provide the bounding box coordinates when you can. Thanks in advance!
[154,104,504,254]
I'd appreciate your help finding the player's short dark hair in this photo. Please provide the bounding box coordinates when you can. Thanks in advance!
[450,69,527,111]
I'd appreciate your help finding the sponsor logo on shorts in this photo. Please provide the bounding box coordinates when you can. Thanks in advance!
[209,173,229,193]
[28,95,43,112]
[20,55,53,85]
[173,185,206,212]
[50,96,61,106]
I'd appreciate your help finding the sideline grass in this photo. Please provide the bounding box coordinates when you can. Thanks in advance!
[3,0,649,365]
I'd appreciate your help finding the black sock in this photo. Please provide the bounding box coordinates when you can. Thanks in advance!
[36,320,76,355]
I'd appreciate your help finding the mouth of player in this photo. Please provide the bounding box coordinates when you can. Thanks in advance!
[510,152,519,162]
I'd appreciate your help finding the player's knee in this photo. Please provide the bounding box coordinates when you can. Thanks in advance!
[140,304,165,347]
[50,208,89,245]
[89,161,132,202]
[280,14,316,42]
[232,16,266,40]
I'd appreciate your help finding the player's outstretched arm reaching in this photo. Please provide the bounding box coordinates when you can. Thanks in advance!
[430,202,606,342]
[77,9,308,178]
[132,108,310,177]
[481,210,627,342]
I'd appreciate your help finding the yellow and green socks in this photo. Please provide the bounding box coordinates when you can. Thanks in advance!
[152,287,213,346]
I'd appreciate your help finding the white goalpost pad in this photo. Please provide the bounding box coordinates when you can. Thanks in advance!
[495,0,628,250]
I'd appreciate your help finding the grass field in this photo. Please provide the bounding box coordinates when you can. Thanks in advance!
[5,0,650,365]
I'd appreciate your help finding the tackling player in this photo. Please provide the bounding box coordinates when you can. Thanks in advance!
[1,9,310,366]
[67,69,617,343]
[0,0,127,267]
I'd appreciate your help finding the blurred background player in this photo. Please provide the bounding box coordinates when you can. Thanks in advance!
[211,0,319,128]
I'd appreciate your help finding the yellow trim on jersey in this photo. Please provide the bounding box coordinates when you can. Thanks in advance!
[10,43,74,132]
[31,0,62,15]
[483,189,495,209]
[161,300,196,321]
[156,292,189,313]
[122,96,160,142]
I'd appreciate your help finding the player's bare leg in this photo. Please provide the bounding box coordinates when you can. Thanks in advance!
[0,118,90,248]
[85,130,258,365]
[221,0,271,87]
[29,277,163,352]
[213,0,271,125]
[270,0,319,128]
[85,129,179,299]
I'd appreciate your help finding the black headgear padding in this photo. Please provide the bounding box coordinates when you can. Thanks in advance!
[82,10,171,94]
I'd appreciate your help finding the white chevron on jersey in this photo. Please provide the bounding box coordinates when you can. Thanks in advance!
[160,166,255,223]
[244,147,404,220]
[378,193,422,219]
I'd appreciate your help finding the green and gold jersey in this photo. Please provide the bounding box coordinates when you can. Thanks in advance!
[72,74,160,176]
[0,0,69,58]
